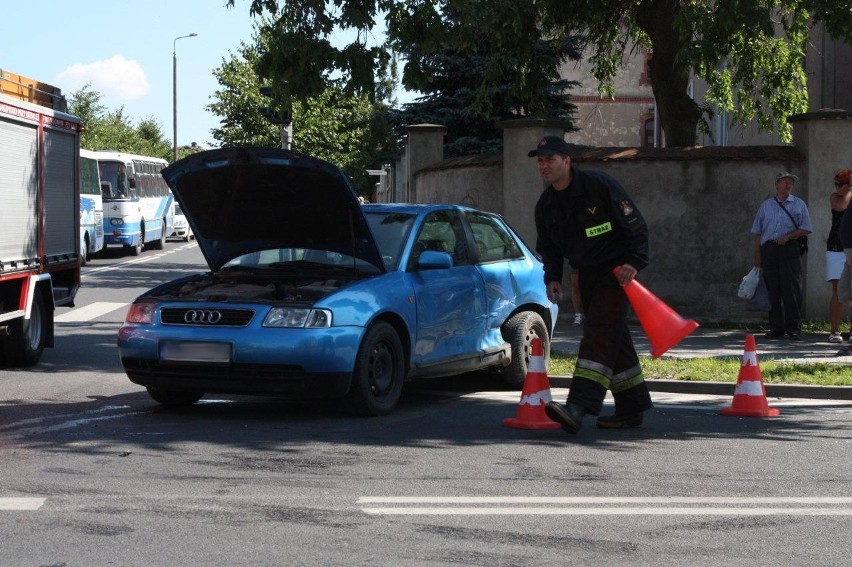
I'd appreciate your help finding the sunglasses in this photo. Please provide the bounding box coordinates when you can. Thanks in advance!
[836,182,847,187]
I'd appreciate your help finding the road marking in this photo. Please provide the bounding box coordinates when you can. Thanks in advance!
[0,498,45,511]
[55,302,127,323]
[361,507,852,516]
[457,389,852,408]
[358,496,852,516]
[84,243,194,275]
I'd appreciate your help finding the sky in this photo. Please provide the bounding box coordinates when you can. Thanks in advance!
[1,0,407,150]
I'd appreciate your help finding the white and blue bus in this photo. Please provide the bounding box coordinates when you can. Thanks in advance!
[79,149,105,264]
[95,151,173,256]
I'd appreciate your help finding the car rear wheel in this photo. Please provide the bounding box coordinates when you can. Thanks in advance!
[500,311,550,389]
[146,386,203,406]
[343,322,405,416]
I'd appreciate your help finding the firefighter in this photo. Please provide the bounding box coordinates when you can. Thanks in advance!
[529,136,652,433]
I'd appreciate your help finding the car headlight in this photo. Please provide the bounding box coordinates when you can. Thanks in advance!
[125,303,156,324]
[263,307,332,328]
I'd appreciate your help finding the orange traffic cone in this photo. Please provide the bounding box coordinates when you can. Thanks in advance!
[613,267,699,358]
[503,337,562,430]
[720,334,780,417]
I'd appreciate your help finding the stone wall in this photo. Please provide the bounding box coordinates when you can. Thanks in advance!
[401,113,852,323]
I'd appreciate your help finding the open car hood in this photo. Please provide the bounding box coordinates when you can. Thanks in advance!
[161,147,385,272]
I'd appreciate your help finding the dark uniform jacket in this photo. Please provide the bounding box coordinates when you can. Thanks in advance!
[534,167,649,285]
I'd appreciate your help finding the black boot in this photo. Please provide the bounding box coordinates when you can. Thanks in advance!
[596,412,643,429]
[544,401,586,434]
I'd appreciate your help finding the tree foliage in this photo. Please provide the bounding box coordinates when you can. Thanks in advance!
[539,0,852,145]
[228,0,852,147]
[390,4,580,156]
[207,27,396,194]
[208,40,281,147]
[68,85,173,160]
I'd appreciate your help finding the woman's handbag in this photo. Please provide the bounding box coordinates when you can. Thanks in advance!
[738,267,761,299]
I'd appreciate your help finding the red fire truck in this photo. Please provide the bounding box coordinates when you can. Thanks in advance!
[0,70,81,366]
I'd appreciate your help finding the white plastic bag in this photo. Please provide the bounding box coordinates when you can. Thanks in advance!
[738,267,761,299]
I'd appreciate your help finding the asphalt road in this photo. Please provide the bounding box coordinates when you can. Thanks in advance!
[2,242,851,566]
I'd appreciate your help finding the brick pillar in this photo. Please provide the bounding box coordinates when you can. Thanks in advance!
[406,124,447,203]
[498,118,572,246]
[789,109,852,319]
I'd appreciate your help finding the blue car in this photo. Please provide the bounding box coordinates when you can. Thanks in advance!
[118,147,557,415]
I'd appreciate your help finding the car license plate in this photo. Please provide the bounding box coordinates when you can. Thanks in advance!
[159,341,232,363]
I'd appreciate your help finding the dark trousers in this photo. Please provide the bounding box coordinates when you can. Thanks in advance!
[567,263,653,416]
[761,241,803,335]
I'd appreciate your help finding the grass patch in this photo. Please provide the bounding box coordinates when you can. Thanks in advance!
[549,351,852,386]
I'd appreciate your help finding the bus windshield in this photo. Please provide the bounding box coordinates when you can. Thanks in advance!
[98,160,130,198]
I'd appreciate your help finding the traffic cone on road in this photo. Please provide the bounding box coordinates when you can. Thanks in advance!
[613,267,699,358]
[503,337,562,430]
[720,334,780,417]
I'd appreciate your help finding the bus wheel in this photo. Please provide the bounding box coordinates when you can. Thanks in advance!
[130,227,144,255]
[152,219,165,250]
[2,292,47,367]
[80,234,90,266]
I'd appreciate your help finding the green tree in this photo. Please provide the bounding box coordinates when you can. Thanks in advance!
[390,4,580,156]
[538,0,852,145]
[208,40,280,147]
[68,85,172,160]
[229,0,852,147]
[207,29,395,194]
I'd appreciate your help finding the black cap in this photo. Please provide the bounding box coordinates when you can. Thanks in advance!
[528,135,571,157]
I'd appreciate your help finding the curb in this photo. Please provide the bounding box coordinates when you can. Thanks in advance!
[547,376,852,400]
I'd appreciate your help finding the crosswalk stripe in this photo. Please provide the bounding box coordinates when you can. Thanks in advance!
[0,498,45,511]
[358,496,852,516]
[55,302,127,323]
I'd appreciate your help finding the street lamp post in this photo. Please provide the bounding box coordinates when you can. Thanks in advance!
[173,33,198,162]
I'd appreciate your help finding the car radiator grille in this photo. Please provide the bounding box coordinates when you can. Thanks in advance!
[160,308,255,326]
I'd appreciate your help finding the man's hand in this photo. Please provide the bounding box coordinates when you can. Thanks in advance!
[547,281,563,303]
[616,264,637,286]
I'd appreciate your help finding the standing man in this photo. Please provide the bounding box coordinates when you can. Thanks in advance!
[529,136,652,434]
[751,172,812,341]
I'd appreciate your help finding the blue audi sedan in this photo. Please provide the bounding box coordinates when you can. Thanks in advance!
[118,147,557,415]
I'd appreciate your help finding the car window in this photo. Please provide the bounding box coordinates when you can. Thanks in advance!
[409,210,470,269]
[465,211,524,263]
[364,211,416,270]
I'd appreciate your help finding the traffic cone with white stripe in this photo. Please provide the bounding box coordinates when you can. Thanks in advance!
[720,334,780,417]
[503,336,562,429]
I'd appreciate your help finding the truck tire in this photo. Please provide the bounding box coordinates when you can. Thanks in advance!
[2,292,47,367]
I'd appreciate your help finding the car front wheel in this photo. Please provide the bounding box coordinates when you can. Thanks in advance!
[146,386,203,406]
[500,311,550,389]
[343,322,405,416]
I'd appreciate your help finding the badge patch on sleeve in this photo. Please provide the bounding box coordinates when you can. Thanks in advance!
[620,201,634,216]
[585,222,612,237]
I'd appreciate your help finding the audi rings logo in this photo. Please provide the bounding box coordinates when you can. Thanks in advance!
[184,310,223,324]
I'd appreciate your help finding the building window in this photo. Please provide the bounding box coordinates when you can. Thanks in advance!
[640,52,653,86]
[641,111,656,147]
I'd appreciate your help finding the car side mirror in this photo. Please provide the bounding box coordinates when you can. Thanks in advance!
[417,250,453,270]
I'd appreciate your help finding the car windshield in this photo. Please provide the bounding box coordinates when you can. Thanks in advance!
[222,249,378,274]
[221,211,416,273]
[364,211,416,269]
[174,203,185,216]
